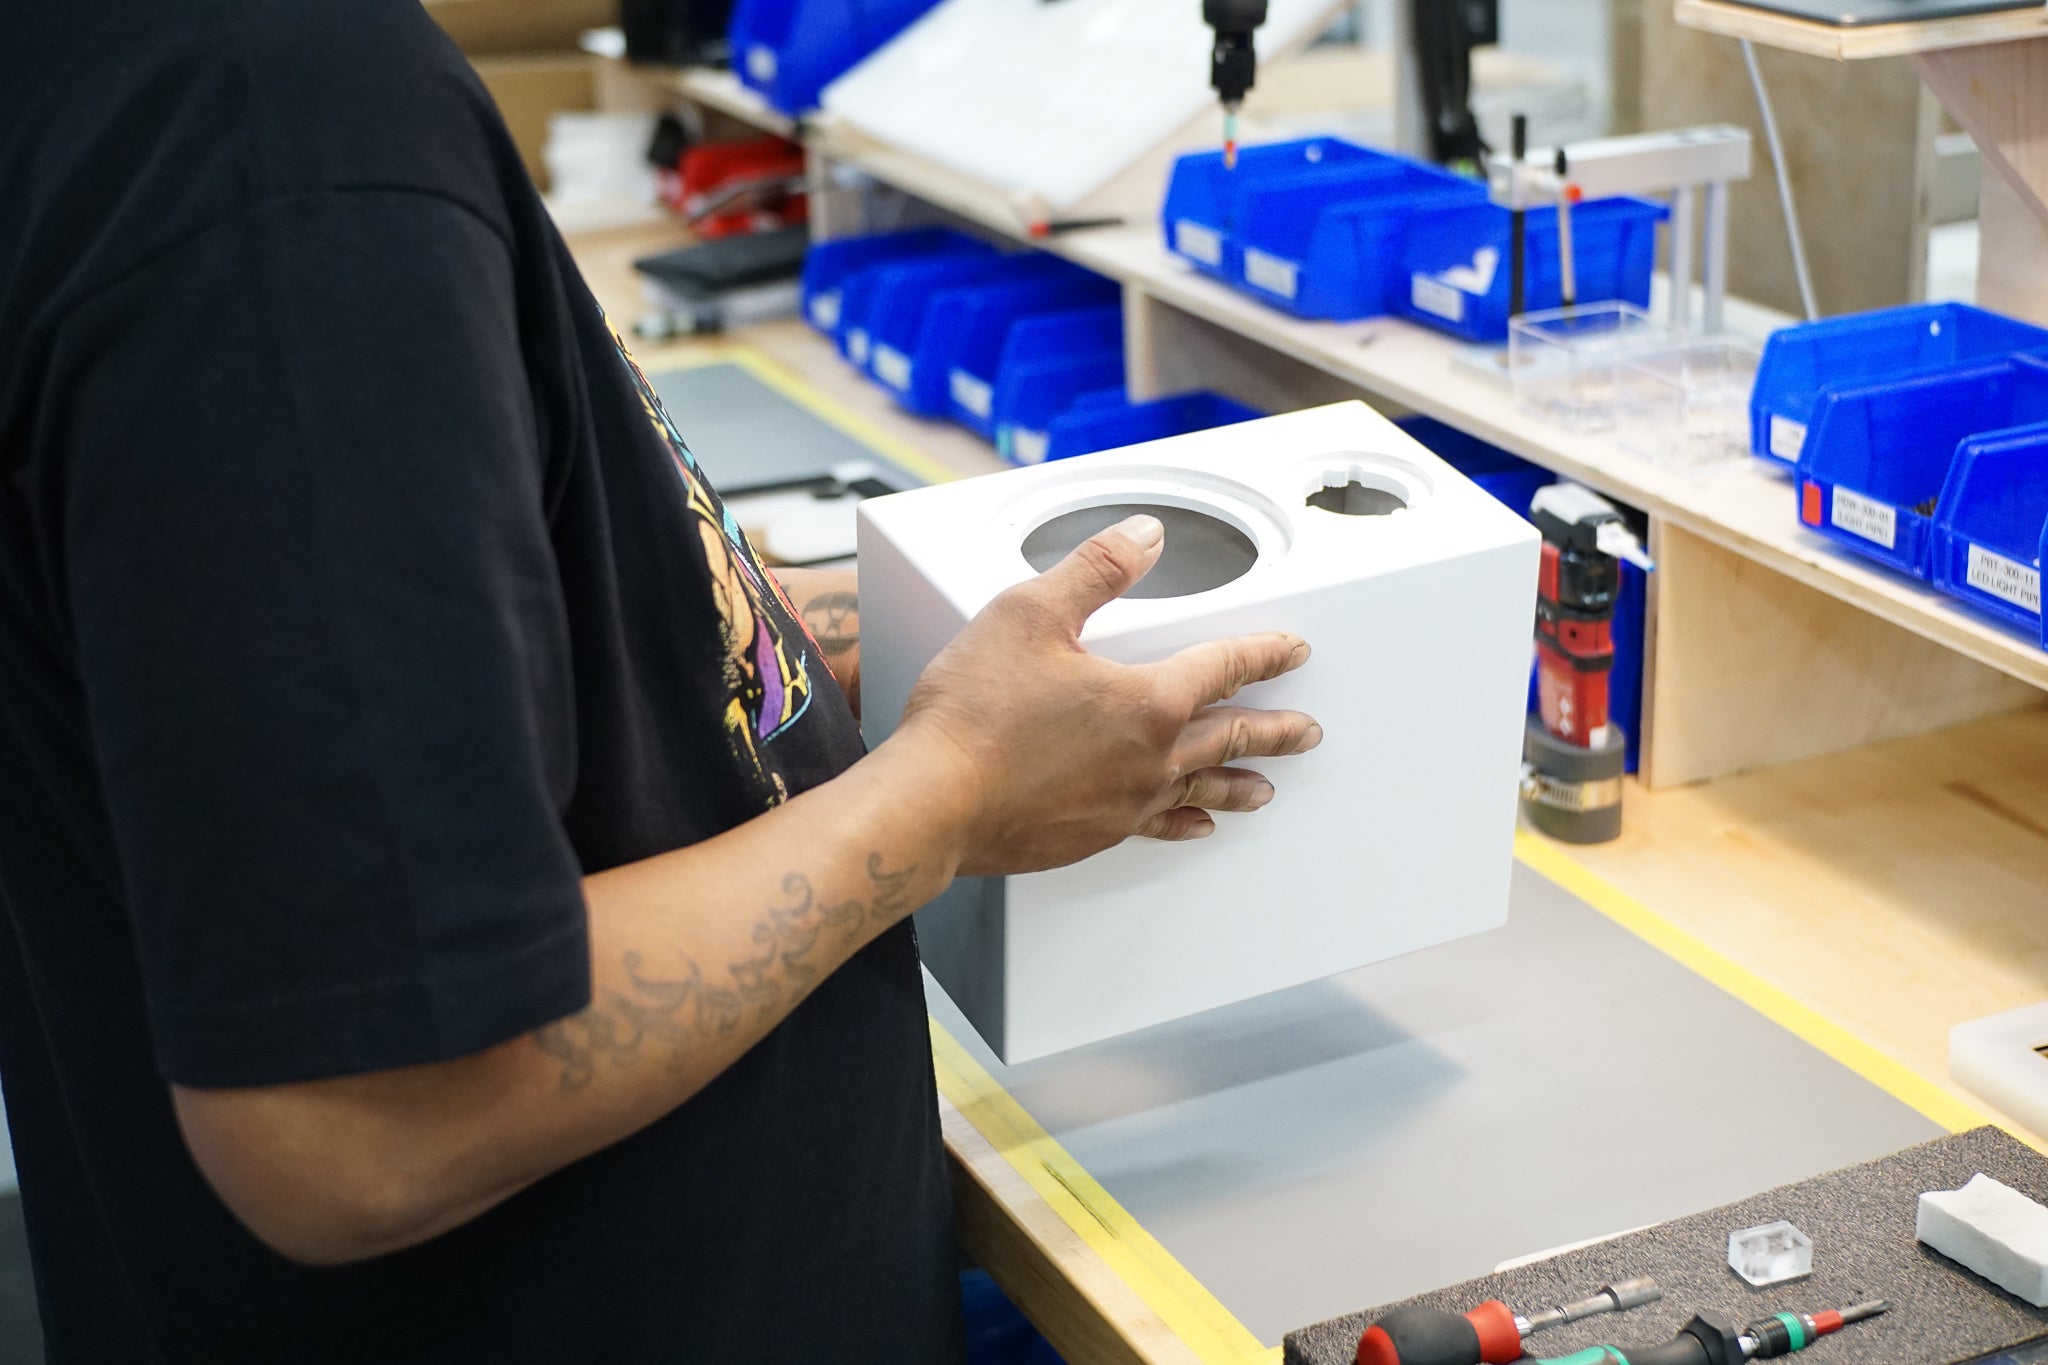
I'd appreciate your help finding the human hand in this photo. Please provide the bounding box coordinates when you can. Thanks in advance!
[892,513,1321,879]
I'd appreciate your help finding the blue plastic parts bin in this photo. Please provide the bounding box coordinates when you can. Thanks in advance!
[1040,391,1262,462]
[857,255,1067,407]
[991,306,1125,464]
[1393,196,1667,344]
[837,251,1009,370]
[1796,353,2048,579]
[803,228,991,345]
[962,1270,1065,1365]
[729,0,941,115]
[915,264,1120,424]
[1161,138,1486,320]
[1750,302,2048,469]
[1930,424,2048,641]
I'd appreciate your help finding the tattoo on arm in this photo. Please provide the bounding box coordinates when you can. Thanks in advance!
[532,853,916,1091]
[800,591,860,657]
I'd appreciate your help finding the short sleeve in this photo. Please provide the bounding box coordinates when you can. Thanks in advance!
[57,190,590,1087]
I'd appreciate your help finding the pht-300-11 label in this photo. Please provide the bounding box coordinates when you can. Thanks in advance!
[1966,543,2042,615]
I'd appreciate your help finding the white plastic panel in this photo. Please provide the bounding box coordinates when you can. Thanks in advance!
[820,0,1343,212]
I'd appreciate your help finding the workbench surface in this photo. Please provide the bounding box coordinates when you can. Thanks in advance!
[566,221,2048,1365]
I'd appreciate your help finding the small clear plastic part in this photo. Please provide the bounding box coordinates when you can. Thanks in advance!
[1728,1220,1813,1286]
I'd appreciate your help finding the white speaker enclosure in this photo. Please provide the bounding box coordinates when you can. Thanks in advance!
[858,401,1541,1062]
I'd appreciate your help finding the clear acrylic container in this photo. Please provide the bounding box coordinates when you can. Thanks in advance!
[1615,341,1763,470]
[1509,302,1674,434]
[1728,1219,1813,1286]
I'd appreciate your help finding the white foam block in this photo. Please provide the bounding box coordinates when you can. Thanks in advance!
[1917,1172,2048,1306]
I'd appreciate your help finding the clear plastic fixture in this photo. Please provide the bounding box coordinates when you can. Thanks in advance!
[1728,1220,1813,1286]
[1615,341,1763,470]
[1509,303,1675,434]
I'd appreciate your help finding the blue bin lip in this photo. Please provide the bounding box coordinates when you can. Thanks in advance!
[1749,302,2048,466]
[905,265,1114,414]
[1794,356,1996,582]
[1930,420,2048,632]
[861,254,1076,367]
[804,229,994,337]
[1161,137,1475,301]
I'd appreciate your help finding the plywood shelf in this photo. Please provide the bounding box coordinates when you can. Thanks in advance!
[1674,0,2048,60]
[1042,226,2048,694]
[666,65,798,137]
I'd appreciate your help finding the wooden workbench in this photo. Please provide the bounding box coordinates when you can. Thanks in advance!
[566,211,2048,1363]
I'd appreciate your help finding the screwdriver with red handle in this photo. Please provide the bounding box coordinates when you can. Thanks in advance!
[1356,1279,1662,1365]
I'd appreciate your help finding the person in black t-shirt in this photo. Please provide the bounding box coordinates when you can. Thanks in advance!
[0,3,1321,1362]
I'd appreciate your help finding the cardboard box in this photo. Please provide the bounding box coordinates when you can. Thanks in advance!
[424,0,617,56]
[472,52,599,189]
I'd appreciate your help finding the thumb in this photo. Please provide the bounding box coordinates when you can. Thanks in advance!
[1026,513,1165,629]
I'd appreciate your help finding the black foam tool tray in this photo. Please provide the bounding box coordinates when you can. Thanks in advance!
[1286,1127,2048,1365]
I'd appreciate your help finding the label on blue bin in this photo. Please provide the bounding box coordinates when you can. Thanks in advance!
[746,44,777,82]
[1410,274,1465,324]
[1243,248,1299,300]
[872,344,913,392]
[1768,414,1806,462]
[1830,487,1897,550]
[847,328,870,365]
[809,291,842,331]
[1012,427,1050,465]
[948,369,993,419]
[1966,543,2042,615]
[1174,220,1222,267]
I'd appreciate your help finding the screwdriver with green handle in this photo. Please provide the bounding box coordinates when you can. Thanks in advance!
[1528,1300,1890,1364]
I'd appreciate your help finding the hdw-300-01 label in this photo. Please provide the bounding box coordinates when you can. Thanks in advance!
[1829,486,1897,550]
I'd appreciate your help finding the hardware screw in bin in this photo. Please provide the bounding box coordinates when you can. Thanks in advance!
[1520,484,1651,845]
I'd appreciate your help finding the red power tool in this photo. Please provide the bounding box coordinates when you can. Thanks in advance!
[1531,484,1648,748]
[1520,485,1652,845]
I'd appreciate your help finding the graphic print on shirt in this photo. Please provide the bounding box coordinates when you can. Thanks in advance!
[612,334,816,800]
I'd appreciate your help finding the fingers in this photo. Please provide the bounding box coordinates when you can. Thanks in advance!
[1132,766,1284,843]
[1173,705,1322,772]
[1152,632,1310,708]
[1015,514,1164,630]
[1135,807,1215,842]
[1166,766,1275,815]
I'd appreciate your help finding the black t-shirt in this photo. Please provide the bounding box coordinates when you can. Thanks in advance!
[0,3,958,1361]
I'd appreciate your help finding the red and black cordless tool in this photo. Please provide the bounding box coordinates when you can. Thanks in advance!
[1519,484,1652,845]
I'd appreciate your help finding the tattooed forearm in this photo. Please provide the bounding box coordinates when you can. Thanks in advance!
[532,852,917,1091]
[800,591,860,656]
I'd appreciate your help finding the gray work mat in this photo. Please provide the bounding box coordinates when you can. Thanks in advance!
[648,362,922,492]
[1288,1126,2048,1365]
[924,861,1942,1347]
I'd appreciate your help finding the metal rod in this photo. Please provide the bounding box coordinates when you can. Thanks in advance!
[1702,179,1729,336]
[1668,182,1696,334]
[1509,114,1528,321]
